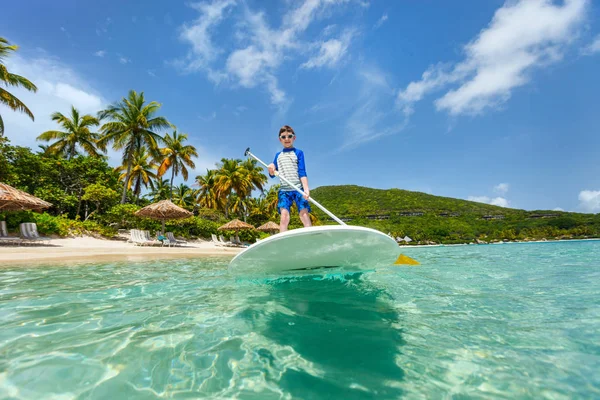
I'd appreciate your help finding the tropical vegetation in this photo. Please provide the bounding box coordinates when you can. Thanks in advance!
[37,106,102,159]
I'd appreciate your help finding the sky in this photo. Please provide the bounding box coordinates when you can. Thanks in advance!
[1,0,600,213]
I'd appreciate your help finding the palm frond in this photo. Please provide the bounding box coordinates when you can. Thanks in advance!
[0,88,35,120]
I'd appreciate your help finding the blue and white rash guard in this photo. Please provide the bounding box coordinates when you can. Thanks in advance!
[272,147,307,191]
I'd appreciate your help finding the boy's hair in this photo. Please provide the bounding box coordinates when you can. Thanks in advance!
[279,125,295,136]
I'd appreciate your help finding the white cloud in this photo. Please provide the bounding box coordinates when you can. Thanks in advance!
[397,0,588,117]
[553,207,564,211]
[177,0,236,72]
[578,190,600,212]
[341,66,407,150]
[494,183,509,194]
[176,0,358,104]
[374,14,388,29]
[118,55,131,64]
[468,196,510,208]
[582,34,600,55]
[147,70,156,77]
[301,30,354,69]
[2,53,107,152]
[96,17,112,36]
[199,111,217,121]
[94,50,107,57]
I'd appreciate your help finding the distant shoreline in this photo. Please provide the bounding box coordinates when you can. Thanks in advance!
[401,237,600,248]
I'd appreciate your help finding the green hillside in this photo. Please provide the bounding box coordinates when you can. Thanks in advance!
[309,185,600,244]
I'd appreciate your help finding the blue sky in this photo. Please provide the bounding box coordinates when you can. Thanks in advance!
[2,0,600,212]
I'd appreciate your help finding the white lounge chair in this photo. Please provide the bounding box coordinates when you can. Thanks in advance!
[230,236,244,247]
[166,232,186,246]
[219,235,237,247]
[130,229,146,246]
[143,230,163,246]
[129,229,161,246]
[0,221,22,245]
[211,234,224,246]
[19,223,51,244]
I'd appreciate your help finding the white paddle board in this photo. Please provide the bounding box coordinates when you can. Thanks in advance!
[228,225,400,275]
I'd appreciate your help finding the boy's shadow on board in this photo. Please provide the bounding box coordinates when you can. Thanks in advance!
[239,273,406,399]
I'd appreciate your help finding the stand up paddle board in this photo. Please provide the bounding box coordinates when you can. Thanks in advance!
[228,225,400,275]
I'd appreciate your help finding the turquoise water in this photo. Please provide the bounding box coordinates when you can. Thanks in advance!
[1,241,599,399]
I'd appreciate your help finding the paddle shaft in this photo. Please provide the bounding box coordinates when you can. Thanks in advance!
[245,148,347,226]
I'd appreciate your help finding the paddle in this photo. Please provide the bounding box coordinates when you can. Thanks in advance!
[244,148,419,266]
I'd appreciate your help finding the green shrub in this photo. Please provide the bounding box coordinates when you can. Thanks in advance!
[100,204,142,229]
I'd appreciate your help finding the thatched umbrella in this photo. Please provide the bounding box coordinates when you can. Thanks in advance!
[0,182,52,212]
[257,221,280,235]
[218,218,254,242]
[134,200,193,234]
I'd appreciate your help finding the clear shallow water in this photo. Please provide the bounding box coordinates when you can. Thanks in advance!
[1,241,599,399]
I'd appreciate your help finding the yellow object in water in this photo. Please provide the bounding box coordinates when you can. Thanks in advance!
[394,254,420,265]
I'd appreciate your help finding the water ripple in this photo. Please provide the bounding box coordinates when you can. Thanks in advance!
[0,242,599,398]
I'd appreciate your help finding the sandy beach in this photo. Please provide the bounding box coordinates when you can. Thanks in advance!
[0,236,242,266]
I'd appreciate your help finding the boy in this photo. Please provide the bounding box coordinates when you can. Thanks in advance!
[267,125,312,232]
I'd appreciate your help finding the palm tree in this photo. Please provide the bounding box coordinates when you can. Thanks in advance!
[214,158,253,218]
[264,184,280,216]
[195,169,222,210]
[148,178,171,202]
[98,90,171,204]
[114,147,158,203]
[157,131,198,200]
[241,158,267,194]
[0,37,37,136]
[172,183,194,209]
[36,106,102,159]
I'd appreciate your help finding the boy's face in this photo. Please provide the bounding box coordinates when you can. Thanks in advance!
[279,131,295,148]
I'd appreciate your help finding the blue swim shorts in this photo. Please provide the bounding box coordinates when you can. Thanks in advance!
[277,190,311,214]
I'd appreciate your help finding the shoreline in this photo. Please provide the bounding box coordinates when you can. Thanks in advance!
[400,237,600,249]
[1,236,599,268]
[0,236,242,267]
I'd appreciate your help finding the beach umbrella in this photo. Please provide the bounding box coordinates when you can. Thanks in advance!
[134,200,193,234]
[218,218,254,242]
[0,182,52,212]
[257,221,280,234]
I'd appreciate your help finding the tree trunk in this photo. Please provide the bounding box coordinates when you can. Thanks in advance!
[69,145,75,160]
[169,167,175,201]
[121,161,132,204]
[134,177,141,205]
[75,189,83,219]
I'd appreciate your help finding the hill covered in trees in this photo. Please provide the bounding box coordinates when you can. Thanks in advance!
[310,185,600,244]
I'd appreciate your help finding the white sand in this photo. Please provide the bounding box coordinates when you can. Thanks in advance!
[0,236,242,266]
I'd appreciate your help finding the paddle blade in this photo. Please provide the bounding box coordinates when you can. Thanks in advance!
[394,254,420,265]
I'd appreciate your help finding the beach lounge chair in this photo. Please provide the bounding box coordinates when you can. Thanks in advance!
[143,230,163,246]
[0,221,22,245]
[219,235,237,247]
[166,232,187,246]
[211,234,224,246]
[130,229,147,246]
[230,236,244,247]
[19,222,51,244]
[129,229,161,246]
